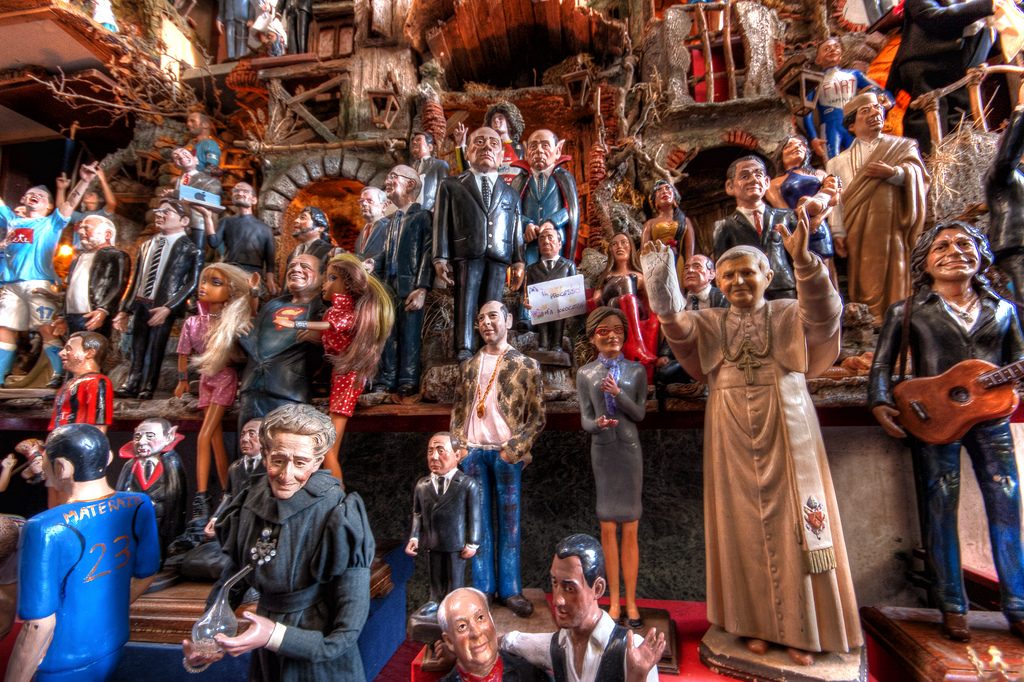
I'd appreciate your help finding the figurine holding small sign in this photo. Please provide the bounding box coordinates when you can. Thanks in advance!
[524,226,577,352]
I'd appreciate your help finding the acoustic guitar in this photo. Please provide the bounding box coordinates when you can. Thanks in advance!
[892,358,1022,444]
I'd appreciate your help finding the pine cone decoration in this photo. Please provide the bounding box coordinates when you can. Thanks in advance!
[588,142,607,185]
[421,100,447,147]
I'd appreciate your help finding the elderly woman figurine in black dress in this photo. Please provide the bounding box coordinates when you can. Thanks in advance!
[182,403,375,681]
[576,307,648,628]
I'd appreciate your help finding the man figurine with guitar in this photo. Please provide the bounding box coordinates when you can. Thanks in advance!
[869,221,1024,643]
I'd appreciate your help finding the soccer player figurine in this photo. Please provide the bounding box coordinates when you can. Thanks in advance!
[7,424,160,682]
[49,331,114,432]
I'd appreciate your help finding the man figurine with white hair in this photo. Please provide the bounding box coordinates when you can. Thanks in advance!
[57,214,129,339]
[437,587,545,681]
[642,211,862,667]
[353,186,389,266]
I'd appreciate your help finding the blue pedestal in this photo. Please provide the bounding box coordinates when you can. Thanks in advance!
[112,545,413,681]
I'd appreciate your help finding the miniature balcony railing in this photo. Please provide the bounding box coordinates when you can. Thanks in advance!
[910,64,1024,147]
[677,0,747,104]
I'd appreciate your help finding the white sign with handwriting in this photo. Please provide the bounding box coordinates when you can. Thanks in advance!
[527,274,587,324]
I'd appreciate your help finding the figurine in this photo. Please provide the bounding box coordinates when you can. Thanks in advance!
[249,0,287,56]
[0,515,22,639]
[181,404,375,680]
[641,179,696,265]
[92,0,118,31]
[803,37,890,161]
[58,164,117,227]
[642,218,862,664]
[50,331,114,432]
[353,187,389,267]
[3,440,42,494]
[592,232,659,370]
[869,221,1024,642]
[713,155,829,300]
[8,424,160,682]
[287,205,335,266]
[113,199,202,399]
[371,165,432,396]
[237,253,324,430]
[278,0,313,54]
[577,309,648,627]
[524,226,577,352]
[116,418,188,559]
[175,263,258,522]
[827,92,930,322]
[273,254,393,478]
[454,102,526,185]
[510,129,580,265]
[186,112,223,174]
[411,131,450,212]
[437,587,546,681]
[985,94,1024,312]
[450,300,544,617]
[433,127,525,361]
[205,418,266,538]
[887,0,995,154]
[765,135,838,272]
[0,164,97,386]
[199,184,278,295]
[406,432,481,610]
[502,534,665,680]
[171,146,222,250]
[217,0,252,60]
[54,215,129,339]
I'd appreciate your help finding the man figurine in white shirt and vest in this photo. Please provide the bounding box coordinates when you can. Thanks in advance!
[503,534,664,682]
[113,199,202,399]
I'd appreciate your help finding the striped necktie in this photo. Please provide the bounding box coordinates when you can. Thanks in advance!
[144,237,166,297]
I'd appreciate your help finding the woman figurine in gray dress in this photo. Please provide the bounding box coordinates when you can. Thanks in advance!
[576,306,648,628]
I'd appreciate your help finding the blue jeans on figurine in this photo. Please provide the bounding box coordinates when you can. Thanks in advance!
[459,447,522,600]
[913,419,1024,623]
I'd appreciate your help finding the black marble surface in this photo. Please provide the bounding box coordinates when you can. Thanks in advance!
[341,428,708,611]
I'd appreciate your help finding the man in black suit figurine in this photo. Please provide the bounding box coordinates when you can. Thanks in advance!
[412,131,450,212]
[433,126,525,361]
[171,147,221,251]
[511,128,580,266]
[887,0,995,155]
[354,187,389,266]
[524,225,576,352]
[58,215,129,339]
[113,199,201,399]
[655,254,728,404]
[406,432,481,611]
[375,165,433,396]
[986,93,1024,312]
[204,417,266,537]
[713,156,828,300]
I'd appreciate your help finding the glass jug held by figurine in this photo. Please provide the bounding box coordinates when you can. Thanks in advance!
[191,564,254,655]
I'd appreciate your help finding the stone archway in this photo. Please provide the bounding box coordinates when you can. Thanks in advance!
[255,150,390,237]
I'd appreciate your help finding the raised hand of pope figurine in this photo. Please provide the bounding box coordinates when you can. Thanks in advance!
[777,206,813,269]
[625,626,666,682]
[639,240,685,316]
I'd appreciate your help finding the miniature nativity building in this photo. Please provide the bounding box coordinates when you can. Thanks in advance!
[0,0,1024,679]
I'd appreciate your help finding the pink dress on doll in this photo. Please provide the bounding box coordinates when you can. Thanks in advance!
[322,293,362,417]
[177,306,238,408]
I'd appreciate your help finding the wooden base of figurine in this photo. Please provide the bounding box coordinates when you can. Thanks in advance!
[632,607,681,674]
[862,605,1024,681]
[699,625,867,682]
[526,349,572,367]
